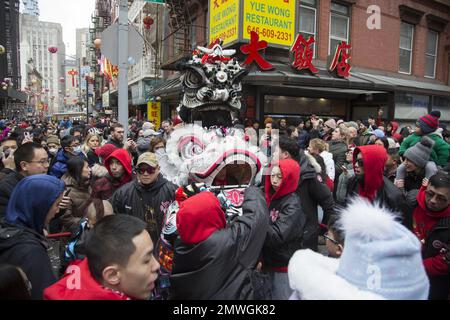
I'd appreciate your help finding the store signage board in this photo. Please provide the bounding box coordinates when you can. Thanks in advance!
[208,0,297,49]
[209,0,240,46]
[242,0,296,47]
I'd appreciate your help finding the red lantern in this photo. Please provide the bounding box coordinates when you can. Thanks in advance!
[48,46,58,54]
[143,16,154,29]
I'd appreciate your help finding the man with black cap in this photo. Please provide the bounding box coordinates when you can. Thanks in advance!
[357,120,373,146]
[400,111,449,167]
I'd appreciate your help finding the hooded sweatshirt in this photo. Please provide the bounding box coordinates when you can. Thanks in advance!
[44,258,131,300]
[413,186,450,277]
[104,149,132,186]
[92,149,133,200]
[353,145,387,202]
[265,159,300,206]
[0,175,65,299]
[389,121,402,142]
[177,192,226,245]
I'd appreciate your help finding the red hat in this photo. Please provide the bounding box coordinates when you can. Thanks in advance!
[95,144,118,161]
[418,111,440,135]
[176,192,226,245]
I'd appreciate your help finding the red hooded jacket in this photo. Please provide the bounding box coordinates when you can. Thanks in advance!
[353,145,387,202]
[176,192,226,245]
[389,121,402,142]
[413,187,450,276]
[104,149,133,186]
[44,259,131,300]
[265,159,300,206]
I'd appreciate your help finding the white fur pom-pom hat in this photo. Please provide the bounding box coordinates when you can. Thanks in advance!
[288,198,430,300]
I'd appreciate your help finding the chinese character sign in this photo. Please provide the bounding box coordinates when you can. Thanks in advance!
[147,101,161,129]
[209,0,239,46]
[291,34,318,74]
[329,41,352,78]
[243,0,296,47]
[240,31,274,70]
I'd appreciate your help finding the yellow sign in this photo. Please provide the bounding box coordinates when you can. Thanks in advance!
[243,0,296,47]
[209,0,239,45]
[147,101,161,129]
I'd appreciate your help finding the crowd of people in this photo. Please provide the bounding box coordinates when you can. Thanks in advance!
[0,107,448,301]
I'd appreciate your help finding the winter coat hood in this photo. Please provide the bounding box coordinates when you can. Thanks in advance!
[265,159,300,205]
[353,145,387,202]
[5,174,65,235]
[389,121,402,141]
[44,259,131,300]
[104,149,132,185]
[176,191,226,245]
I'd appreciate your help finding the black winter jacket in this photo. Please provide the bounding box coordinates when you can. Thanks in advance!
[346,176,412,229]
[328,140,347,179]
[297,151,336,251]
[0,223,56,299]
[423,216,450,300]
[109,174,177,245]
[263,192,306,269]
[170,187,269,300]
[0,172,24,219]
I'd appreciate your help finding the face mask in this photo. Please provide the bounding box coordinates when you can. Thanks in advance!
[49,148,58,156]
[73,146,82,154]
[154,148,165,156]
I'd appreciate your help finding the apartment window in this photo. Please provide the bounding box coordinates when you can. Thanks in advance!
[399,22,414,74]
[299,0,317,58]
[329,2,350,56]
[189,17,197,50]
[425,30,438,78]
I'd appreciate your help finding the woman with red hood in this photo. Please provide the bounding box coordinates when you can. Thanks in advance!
[91,149,132,200]
[345,145,411,228]
[386,121,402,142]
[263,158,306,300]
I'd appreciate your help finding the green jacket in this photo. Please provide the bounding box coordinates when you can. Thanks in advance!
[399,133,450,167]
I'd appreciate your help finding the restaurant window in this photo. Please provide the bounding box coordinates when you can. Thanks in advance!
[299,0,317,58]
[425,30,438,78]
[395,93,429,120]
[329,2,350,56]
[399,22,414,74]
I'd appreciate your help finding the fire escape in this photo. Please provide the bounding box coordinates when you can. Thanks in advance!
[161,0,193,69]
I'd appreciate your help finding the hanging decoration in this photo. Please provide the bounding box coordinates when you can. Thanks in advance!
[93,38,102,49]
[48,46,58,54]
[143,16,154,29]
[0,45,5,55]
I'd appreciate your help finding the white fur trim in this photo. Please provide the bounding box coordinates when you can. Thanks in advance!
[338,198,401,242]
[288,249,384,300]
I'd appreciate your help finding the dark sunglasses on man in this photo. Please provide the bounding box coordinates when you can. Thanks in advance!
[136,166,156,175]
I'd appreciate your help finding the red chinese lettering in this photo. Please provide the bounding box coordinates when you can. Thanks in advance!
[291,34,318,74]
[240,31,274,71]
[329,41,352,78]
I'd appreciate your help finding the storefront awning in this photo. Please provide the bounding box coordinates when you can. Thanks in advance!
[0,87,28,102]
[148,63,450,98]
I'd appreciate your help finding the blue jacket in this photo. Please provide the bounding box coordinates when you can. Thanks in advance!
[49,149,70,179]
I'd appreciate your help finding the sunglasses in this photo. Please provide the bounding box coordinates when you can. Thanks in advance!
[136,166,156,175]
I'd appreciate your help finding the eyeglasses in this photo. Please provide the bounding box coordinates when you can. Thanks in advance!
[323,232,340,246]
[28,159,50,165]
[136,166,156,175]
[355,159,364,168]
[425,190,449,204]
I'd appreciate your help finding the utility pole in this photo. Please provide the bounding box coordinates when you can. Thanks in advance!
[86,75,89,123]
[118,0,129,140]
